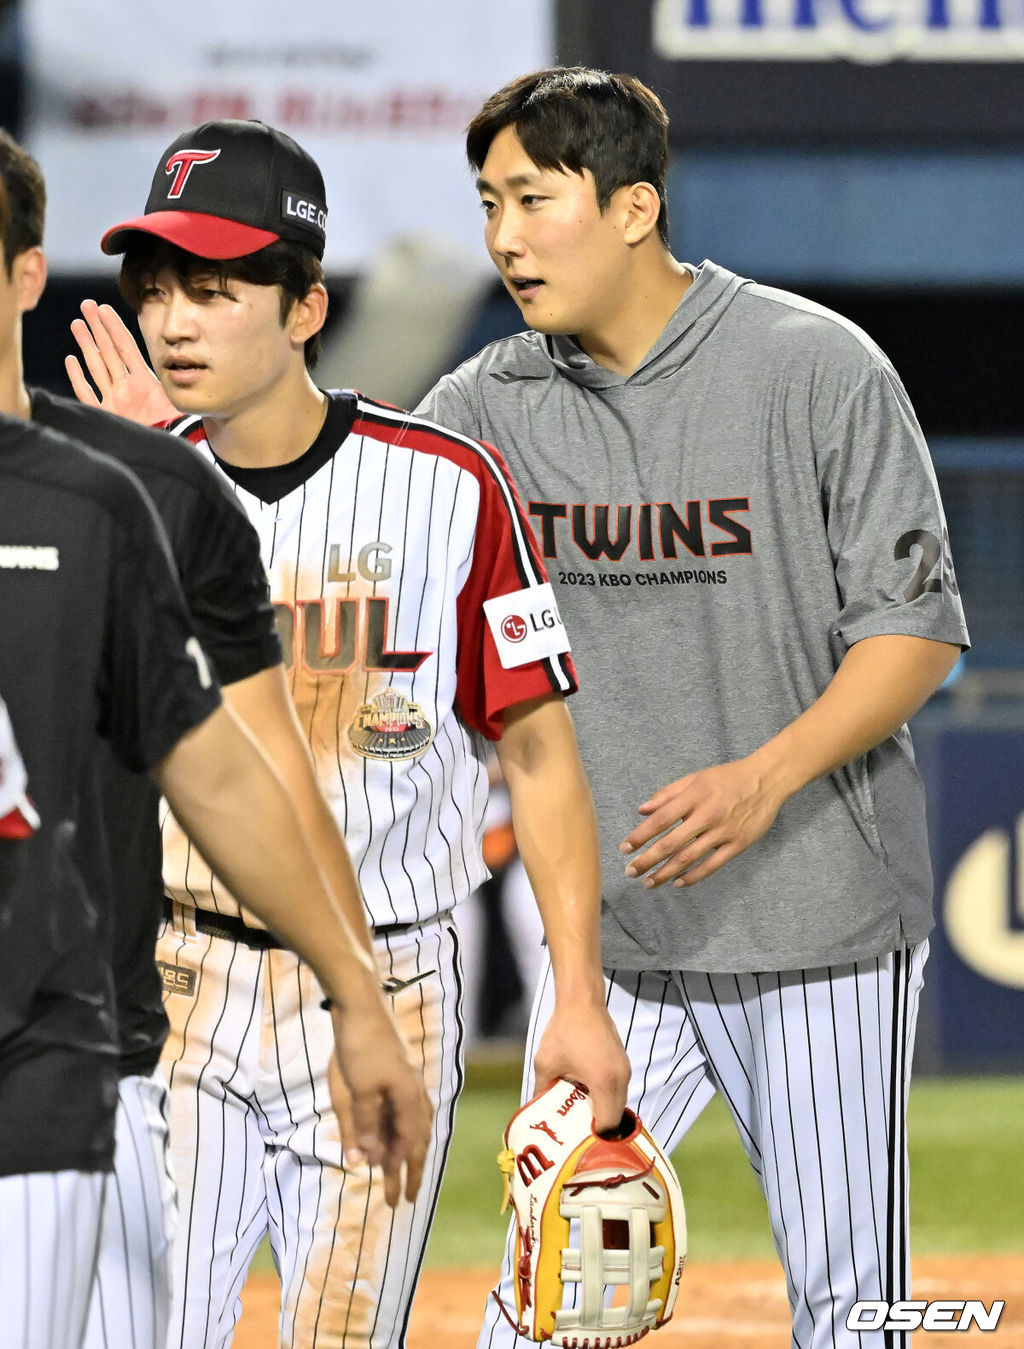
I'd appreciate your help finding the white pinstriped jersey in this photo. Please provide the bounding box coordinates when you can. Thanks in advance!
[160,391,576,929]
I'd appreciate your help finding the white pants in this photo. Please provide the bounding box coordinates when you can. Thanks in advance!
[478,942,927,1349]
[82,1069,176,1349]
[158,909,465,1349]
[0,1169,107,1349]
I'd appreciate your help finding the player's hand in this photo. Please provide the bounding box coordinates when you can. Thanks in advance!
[66,299,179,426]
[620,756,787,889]
[327,1001,433,1207]
[532,997,630,1134]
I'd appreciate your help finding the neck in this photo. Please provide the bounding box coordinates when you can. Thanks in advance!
[201,371,328,468]
[0,336,33,420]
[577,254,692,377]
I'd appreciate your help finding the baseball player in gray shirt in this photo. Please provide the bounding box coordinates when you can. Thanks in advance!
[418,67,968,1349]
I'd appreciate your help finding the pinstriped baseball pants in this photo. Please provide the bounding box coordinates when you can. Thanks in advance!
[81,1068,176,1349]
[0,1169,107,1349]
[478,941,927,1349]
[157,911,465,1349]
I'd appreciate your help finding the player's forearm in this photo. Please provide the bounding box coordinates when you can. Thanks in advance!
[224,666,375,954]
[154,702,378,1008]
[750,634,961,804]
[496,696,606,1001]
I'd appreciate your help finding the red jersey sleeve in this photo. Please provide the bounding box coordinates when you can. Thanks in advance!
[455,439,577,740]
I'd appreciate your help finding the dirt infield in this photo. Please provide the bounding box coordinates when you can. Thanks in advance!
[233,1254,1024,1346]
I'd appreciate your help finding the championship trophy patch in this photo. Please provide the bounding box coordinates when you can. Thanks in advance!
[348,687,433,761]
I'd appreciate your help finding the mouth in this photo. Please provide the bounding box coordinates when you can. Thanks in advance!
[508,276,543,301]
[162,357,208,384]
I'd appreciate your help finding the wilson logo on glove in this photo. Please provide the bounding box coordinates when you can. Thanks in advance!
[496,1078,686,1347]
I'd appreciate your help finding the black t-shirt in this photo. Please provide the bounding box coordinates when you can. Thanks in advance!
[30,391,282,1075]
[0,413,222,1172]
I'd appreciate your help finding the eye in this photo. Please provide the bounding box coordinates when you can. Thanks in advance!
[478,197,497,215]
[205,286,240,305]
[520,195,545,208]
[188,273,232,301]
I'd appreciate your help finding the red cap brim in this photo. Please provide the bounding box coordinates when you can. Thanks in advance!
[101,211,279,259]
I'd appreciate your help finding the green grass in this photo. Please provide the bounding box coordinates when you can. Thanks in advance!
[423,1068,522,1267]
[906,1076,1024,1254]
[250,1063,1024,1276]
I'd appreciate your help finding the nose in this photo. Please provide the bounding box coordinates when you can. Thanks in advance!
[488,211,524,262]
[160,288,200,342]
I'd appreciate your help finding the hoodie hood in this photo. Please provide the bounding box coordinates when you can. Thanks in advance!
[543,260,750,391]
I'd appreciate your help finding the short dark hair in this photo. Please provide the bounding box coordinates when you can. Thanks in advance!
[0,129,46,275]
[466,67,671,248]
[118,236,325,368]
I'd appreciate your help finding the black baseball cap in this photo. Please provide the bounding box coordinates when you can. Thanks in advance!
[101,119,328,260]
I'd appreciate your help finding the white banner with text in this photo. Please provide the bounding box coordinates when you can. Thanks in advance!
[22,0,551,272]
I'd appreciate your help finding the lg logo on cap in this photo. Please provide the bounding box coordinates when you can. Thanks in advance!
[502,615,527,643]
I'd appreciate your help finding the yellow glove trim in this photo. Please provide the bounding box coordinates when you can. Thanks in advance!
[497,1145,515,1214]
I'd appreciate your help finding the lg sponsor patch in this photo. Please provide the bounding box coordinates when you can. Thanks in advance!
[483,582,571,670]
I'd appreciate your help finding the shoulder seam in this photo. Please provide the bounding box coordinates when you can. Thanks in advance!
[741,283,883,356]
[352,397,545,592]
[449,327,543,375]
[353,395,500,465]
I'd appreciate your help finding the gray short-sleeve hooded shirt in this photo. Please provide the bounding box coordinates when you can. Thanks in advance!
[418,261,968,972]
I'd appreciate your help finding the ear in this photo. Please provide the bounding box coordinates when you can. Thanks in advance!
[619,182,663,247]
[287,282,328,347]
[12,247,47,314]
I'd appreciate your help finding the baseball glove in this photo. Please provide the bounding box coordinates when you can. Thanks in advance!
[496,1077,686,1347]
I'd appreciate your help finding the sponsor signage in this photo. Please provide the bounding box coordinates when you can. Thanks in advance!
[913,722,1024,1069]
[652,0,1024,63]
[22,0,550,270]
[562,0,1024,140]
